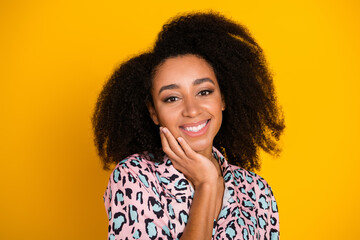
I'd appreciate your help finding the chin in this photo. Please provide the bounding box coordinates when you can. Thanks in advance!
[187,139,212,154]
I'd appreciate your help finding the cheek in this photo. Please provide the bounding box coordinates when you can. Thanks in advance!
[206,98,223,113]
[157,108,179,127]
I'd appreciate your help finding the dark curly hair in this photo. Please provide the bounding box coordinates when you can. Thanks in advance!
[92,12,285,171]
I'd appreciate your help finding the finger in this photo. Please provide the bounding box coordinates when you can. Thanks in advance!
[159,129,188,173]
[160,128,191,174]
[159,127,169,150]
[177,137,197,159]
[160,128,182,162]
[161,127,187,159]
[159,127,174,156]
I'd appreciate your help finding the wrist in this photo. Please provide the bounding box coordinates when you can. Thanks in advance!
[194,180,218,192]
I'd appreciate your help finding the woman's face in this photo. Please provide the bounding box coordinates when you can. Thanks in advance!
[148,54,225,157]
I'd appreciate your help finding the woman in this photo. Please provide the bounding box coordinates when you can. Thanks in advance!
[92,12,285,240]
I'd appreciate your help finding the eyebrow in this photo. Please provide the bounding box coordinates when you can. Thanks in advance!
[158,78,215,95]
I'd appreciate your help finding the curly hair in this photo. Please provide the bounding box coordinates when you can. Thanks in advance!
[92,12,285,171]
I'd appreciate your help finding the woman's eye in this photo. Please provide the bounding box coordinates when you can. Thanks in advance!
[198,90,213,96]
[164,96,178,102]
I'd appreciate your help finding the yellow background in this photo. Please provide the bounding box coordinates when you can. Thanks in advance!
[1,0,359,239]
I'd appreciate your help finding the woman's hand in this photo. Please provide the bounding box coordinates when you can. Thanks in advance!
[160,127,220,189]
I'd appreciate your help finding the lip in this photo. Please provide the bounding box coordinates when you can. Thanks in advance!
[180,119,209,128]
[179,119,210,137]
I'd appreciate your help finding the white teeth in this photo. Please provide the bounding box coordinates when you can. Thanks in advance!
[184,121,208,132]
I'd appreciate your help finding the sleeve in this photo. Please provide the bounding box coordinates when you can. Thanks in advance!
[254,176,280,240]
[104,163,173,240]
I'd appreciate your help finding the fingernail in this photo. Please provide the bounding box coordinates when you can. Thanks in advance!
[177,137,182,142]
[162,127,167,134]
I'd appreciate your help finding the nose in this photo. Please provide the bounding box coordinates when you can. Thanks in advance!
[182,97,201,118]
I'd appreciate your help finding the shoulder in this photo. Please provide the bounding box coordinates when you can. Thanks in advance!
[109,153,159,187]
[229,165,276,209]
[113,153,157,173]
[230,165,269,188]
[104,153,164,207]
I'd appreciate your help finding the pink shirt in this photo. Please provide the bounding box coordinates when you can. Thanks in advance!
[104,147,279,239]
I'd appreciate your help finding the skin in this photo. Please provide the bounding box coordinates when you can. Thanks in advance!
[148,54,226,239]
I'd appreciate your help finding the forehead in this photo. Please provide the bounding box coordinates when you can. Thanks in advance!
[152,54,218,88]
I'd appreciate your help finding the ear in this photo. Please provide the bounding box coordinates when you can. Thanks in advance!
[147,102,160,125]
[221,94,226,111]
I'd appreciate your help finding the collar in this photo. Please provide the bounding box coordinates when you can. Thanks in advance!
[212,146,232,177]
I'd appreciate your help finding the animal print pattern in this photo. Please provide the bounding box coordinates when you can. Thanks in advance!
[104,147,279,239]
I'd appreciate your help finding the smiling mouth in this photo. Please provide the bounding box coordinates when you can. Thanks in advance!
[180,120,210,133]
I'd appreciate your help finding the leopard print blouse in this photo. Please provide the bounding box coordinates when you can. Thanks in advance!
[104,147,279,239]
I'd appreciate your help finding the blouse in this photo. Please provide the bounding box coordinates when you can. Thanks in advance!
[104,147,279,239]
